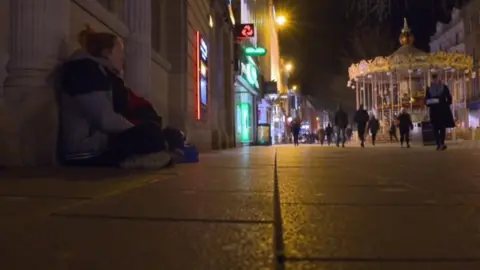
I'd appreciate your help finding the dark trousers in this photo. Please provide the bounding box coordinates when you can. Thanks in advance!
[371,132,377,144]
[293,133,299,146]
[390,132,398,142]
[433,125,446,147]
[64,122,172,167]
[400,129,410,145]
[336,127,346,146]
[358,128,366,143]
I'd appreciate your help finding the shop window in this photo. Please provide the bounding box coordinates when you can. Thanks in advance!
[470,17,473,33]
[151,0,164,53]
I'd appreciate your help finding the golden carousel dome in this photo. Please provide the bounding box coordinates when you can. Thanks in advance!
[399,18,414,46]
[347,18,473,81]
[390,18,427,58]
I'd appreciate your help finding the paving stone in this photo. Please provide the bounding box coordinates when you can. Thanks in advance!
[56,184,274,222]
[0,167,172,198]
[3,145,480,269]
[282,204,480,259]
[285,261,480,270]
[1,217,273,270]
[154,167,274,192]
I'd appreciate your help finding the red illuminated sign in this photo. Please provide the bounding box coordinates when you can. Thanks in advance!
[235,24,255,39]
[195,32,201,119]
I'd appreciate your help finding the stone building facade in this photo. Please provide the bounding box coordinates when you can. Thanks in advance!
[0,0,235,166]
[462,0,480,126]
[430,8,465,53]
[232,0,284,145]
[429,8,469,128]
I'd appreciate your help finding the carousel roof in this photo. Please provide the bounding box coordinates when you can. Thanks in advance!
[348,18,473,81]
[390,44,427,57]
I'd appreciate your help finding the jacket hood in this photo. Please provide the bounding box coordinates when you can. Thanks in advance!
[66,49,118,74]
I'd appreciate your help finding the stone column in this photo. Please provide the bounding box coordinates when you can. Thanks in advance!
[0,0,69,166]
[123,0,152,99]
[224,26,235,148]
[165,0,188,130]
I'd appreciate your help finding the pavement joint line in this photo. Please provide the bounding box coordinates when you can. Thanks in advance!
[49,213,273,225]
[51,174,176,214]
[199,166,275,169]
[284,256,480,263]
[0,175,176,237]
[273,149,286,270]
[152,189,274,194]
[280,202,477,207]
[0,194,91,200]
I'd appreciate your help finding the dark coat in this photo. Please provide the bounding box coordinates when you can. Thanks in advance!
[368,118,380,134]
[291,122,301,135]
[397,112,413,132]
[354,109,369,124]
[425,84,455,128]
[354,109,369,131]
[389,123,397,134]
[325,126,333,136]
[334,109,348,129]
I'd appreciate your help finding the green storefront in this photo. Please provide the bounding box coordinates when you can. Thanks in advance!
[235,56,260,145]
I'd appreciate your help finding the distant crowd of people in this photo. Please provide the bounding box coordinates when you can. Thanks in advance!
[291,74,454,150]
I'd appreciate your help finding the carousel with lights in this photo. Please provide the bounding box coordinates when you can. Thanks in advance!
[347,18,473,135]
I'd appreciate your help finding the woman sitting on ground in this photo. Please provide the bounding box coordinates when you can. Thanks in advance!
[59,31,176,169]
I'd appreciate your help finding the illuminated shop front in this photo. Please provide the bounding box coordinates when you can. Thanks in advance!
[195,31,208,120]
[235,56,260,144]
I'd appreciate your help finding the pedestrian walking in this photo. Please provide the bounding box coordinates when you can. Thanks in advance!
[389,122,398,142]
[291,118,301,147]
[346,126,353,141]
[334,104,348,147]
[317,127,325,145]
[368,114,380,145]
[397,108,413,148]
[425,74,455,151]
[354,104,369,148]
[325,124,333,146]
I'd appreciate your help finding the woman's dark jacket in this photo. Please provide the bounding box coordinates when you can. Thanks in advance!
[425,83,455,128]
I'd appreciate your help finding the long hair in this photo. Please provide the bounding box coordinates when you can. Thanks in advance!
[77,24,95,48]
[85,32,118,58]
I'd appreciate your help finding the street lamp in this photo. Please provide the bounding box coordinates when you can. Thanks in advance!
[285,63,293,72]
[292,85,298,91]
[276,15,287,26]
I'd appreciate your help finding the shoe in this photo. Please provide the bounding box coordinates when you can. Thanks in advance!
[169,149,185,163]
[336,144,340,147]
[440,145,447,151]
[361,142,364,148]
[436,145,441,150]
[342,144,345,148]
[120,151,172,169]
[407,144,411,148]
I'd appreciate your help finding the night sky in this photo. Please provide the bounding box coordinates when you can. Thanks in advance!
[276,0,468,114]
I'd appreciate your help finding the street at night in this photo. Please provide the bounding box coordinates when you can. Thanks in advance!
[2,144,480,269]
[2,0,480,269]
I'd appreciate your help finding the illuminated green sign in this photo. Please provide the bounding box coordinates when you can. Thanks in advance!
[236,103,251,143]
[244,47,267,56]
[241,57,259,89]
